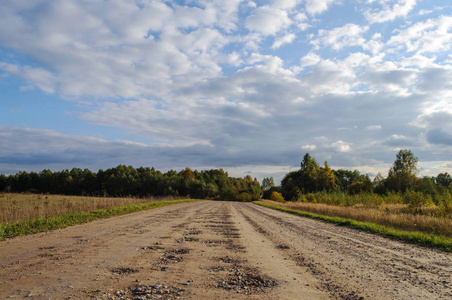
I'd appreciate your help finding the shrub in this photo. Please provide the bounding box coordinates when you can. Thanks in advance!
[403,190,433,209]
[236,192,252,202]
[270,191,285,203]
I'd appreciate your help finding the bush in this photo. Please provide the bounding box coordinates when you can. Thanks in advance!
[403,190,433,209]
[236,192,252,202]
[270,191,285,203]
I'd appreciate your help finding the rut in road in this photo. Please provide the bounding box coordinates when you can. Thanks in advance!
[0,201,450,299]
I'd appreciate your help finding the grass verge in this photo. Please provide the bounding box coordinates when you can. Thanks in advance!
[254,201,452,252]
[0,199,196,241]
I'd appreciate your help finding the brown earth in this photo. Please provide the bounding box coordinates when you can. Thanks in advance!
[0,201,451,299]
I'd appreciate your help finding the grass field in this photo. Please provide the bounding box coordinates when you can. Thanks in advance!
[0,193,195,240]
[263,200,452,238]
[0,193,183,224]
[256,200,452,252]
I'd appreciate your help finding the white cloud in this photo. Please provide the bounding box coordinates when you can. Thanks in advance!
[0,62,56,93]
[270,0,300,10]
[302,145,317,151]
[272,33,296,49]
[388,16,452,54]
[245,6,291,35]
[365,0,417,23]
[312,24,369,51]
[301,59,356,96]
[305,0,336,15]
[366,125,382,130]
[331,140,352,153]
[300,53,322,68]
[294,12,310,30]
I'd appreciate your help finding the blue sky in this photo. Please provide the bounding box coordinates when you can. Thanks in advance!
[1,0,452,183]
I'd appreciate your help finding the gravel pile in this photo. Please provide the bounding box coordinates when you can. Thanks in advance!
[95,284,187,300]
[218,267,278,294]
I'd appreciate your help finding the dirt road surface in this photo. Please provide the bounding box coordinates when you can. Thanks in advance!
[0,201,451,299]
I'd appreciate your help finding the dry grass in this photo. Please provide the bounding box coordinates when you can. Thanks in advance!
[263,200,452,238]
[0,193,179,224]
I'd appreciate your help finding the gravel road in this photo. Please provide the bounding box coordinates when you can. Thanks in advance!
[0,201,450,299]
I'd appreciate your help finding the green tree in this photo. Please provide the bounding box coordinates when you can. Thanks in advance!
[318,161,335,191]
[261,177,274,191]
[281,170,302,200]
[386,149,418,192]
[0,174,7,191]
[436,172,452,188]
[299,153,320,192]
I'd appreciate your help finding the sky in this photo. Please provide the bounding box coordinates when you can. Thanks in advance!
[1,0,452,184]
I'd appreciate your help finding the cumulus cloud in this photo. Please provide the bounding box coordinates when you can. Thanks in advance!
[365,0,417,23]
[272,33,296,49]
[0,1,230,99]
[312,24,369,51]
[305,0,336,15]
[302,145,317,151]
[388,16,452,54]
[331,141,352,153]
[1,0,452,180]
[411,110,452,146]
[245,6,291,35]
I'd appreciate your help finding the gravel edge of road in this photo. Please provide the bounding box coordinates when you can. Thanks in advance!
[253,200,452,253]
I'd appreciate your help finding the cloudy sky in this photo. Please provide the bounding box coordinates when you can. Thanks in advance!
[1,0,452,183]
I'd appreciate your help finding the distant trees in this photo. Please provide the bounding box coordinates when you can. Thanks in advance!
[281,154,338,200]
[0,165,262,202]
[3,149,451,206]
[278,150,451,203]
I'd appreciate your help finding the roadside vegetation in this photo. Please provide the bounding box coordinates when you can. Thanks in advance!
[260,199,452,238]
[0,195,196,240]
[255,201,452,252]
[0,193,183,224]
[258,149,452,251]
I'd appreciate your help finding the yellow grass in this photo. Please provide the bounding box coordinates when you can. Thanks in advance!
[263,200,452,238]
[0,193,178,224]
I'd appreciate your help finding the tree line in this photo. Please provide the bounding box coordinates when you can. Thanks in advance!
[263,150,452,206]
[2,149,451,205]
[0,165,262,201]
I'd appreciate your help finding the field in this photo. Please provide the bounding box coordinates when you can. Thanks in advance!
[261,199,452,238]
[0,193,180,224]
[0,193,193,240]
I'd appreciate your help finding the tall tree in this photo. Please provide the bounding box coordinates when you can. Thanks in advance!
[387,149,418,192]
[436,172,452,188]
[299,153,320,192]
[261,177,274,191]
[318,161,335,191]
